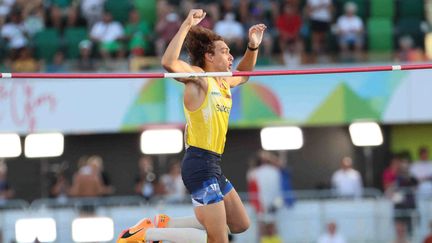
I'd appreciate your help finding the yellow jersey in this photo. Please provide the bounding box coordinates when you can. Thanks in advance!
[184,77,232,154]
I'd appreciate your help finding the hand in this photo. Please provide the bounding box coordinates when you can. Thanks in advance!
[248,24,267,48]
[184,9,206,27]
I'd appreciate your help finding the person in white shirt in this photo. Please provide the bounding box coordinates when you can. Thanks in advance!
[0,0,15,20]
[247,151,285,242]
[160,160,187,203]
[214,12,245,56]
[410,147,432,199]
[335,2,364,61]
[247,151,284,215]
[1,11,28,51]
[306,0,333,58]
[331,156,363,198]
[317,221,346,243]
[90,11,125,61]
[81,0,105,27]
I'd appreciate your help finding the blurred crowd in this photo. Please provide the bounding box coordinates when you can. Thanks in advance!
[0,0,429,73]
[43,154,187,204]
[1,146,432,242]
[244,147,432,243]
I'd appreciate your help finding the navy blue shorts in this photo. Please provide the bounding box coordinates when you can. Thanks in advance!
[181,146,233,206]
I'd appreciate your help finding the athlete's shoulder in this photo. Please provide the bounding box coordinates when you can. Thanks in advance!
[191,65,204,72]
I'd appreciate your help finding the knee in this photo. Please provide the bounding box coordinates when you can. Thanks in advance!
[207,234,229,243]
[229,217,250,234]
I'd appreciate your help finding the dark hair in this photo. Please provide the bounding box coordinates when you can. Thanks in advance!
[184,26,223,68]
[419,146,429,155]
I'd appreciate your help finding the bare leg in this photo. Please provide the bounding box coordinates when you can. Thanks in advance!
[223,188,250,233]
[194,201,229,243]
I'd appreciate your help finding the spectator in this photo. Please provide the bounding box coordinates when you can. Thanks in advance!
[49,170,70,202]
[0,160,14,202]
[87,155,114,196]
[69,157,105,197]
[275,3,303,66]
[45,50,68,73]
[135,156,161,200]
[48,1,80,30]
[1,10,28,56]
[383,156,402,194]
[76,155,89,170]
[214,12,245,56]
[247,150,293,241]
[395,35,425,62]
[242,2,275,64]
[424,221,432,243]
[260,221,283,243]
[80,0,105,27]
[156,0,174,22]
[317,221,346,243]
[75,39,97,72]
[17,0,42,15]
[11,47,40,72]
[248,151,283,216]
[155,11,182,57]
[219,0,239,20]
[0,0,15,23]
[335,2,364,62]
[305,0,333,61]
[160,159,186,203]
[410,147,432,199]
[124,9,152,56]
[90,11,125,63]
[22,5,45,37]
[394,220,411,243]
[331,156,363,198]
[393,160,417,236]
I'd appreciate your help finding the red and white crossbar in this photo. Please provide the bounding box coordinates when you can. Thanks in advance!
[1,63,432,79]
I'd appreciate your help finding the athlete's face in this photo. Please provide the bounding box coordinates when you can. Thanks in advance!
[208,40,234,71]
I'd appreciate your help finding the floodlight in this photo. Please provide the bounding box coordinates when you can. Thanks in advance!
[15,218,56,242]
[260,126,303,150]
[0,133,21,158]
[24,133,64,158]
[72,217,114,242]
[349,122,383,146]
[140,129,183,154]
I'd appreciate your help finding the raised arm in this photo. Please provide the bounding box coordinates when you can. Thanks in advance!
[161,9,206,82]
[229,24,267,87]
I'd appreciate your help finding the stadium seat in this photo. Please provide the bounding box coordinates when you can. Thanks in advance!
[51,0,71,8]
[104,0,132,23]
[367,18,393,52]
[64,27,88,59]
[370,0,394,18]
[0,37,7,61]
[398,0,424,18]
[33,28,61,62]
[133,0,156,28]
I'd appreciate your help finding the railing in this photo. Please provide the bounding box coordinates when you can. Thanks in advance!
[0,199,30,210]
[29,195,147,209]
[0,189,430,243]
[23,187,383,210]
